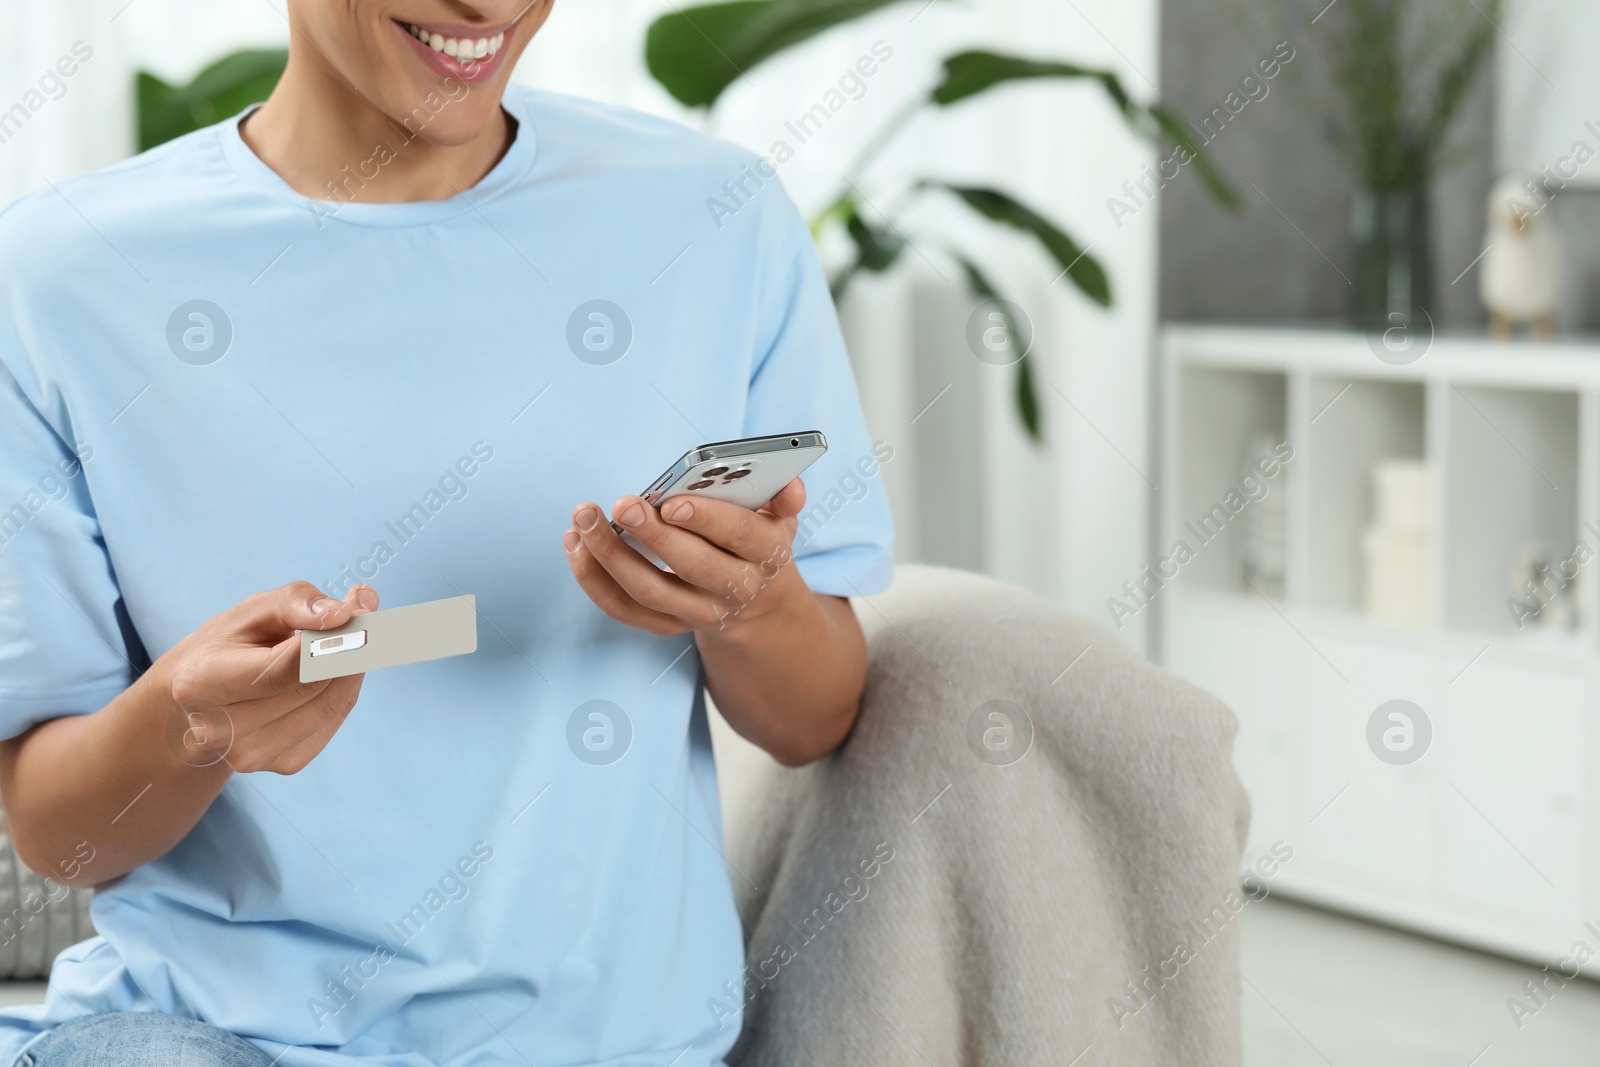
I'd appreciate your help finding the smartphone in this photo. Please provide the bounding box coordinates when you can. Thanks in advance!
[613,431,828,552]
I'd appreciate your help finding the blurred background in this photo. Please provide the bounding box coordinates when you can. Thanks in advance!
[6,0,1600,1062]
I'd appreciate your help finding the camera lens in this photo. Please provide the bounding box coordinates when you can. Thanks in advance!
[723,469,752,481]
[790,438,799,446]
[703,466,729,476]
[688,479,716,490]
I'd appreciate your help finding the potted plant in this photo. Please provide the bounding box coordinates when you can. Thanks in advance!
[1305,0,1499,330]
[646,0,1236,440]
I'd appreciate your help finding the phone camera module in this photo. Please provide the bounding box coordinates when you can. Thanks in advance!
[702,466,730,477]
[688,479,716,490]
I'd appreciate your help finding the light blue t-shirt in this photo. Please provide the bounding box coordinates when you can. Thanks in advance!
[0,85,893,1066]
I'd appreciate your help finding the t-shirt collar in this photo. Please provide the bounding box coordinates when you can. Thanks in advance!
[216,86,538,228]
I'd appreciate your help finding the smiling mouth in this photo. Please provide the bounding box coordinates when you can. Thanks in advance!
[402,22,507,61]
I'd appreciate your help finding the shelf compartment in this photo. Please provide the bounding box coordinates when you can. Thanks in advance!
[1305,378,1427,615]
[1441,385,1580,636]
[1174,367,1287,594]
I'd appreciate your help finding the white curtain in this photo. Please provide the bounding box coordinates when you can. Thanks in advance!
[0,0,1161,652]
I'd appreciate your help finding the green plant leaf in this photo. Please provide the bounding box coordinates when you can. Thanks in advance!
[845,210,906,272]
[931,50,1124,108]
[1422,0,1498,162]
[951,252,1042,442]
[929,51,1237,210]
[137,49,287,151]
[826,202,907,300]
[645,0,912,109]
[810,191,857,242]
[933,183,1111,306]
[1148,105,1239,210]
[1014,340,1041,443]
[816,193,863,298]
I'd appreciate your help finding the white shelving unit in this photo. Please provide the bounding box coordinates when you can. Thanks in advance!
[1161,325,1600,975]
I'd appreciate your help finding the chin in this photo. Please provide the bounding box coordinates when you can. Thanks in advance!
[365,63,507,149]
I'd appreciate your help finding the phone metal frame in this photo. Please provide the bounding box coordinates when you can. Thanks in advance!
[611,431,828,535]
[641,431,826,505]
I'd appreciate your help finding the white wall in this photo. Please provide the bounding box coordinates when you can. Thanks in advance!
[1,0,1160,652]
[0,0,291,202]
[1497,0,1600,186]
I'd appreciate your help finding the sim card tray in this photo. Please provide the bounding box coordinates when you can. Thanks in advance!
[308,630,368,657]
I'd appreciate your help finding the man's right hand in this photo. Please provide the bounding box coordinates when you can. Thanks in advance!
[156,581,379,774]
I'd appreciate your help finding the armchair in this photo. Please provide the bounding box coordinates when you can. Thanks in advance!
[713,564,1250,1066]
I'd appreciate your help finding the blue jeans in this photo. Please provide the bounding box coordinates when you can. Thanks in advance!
[17,1013,274,1067]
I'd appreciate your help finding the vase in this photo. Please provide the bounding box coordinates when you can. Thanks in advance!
[1351,188,1433,333]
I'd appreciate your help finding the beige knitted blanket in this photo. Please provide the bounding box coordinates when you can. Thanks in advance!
[712,565,1249,1066]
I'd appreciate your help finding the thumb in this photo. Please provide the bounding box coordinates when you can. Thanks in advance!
[762,478,807,519]
[240,581,357,640]
[344,583,381,615]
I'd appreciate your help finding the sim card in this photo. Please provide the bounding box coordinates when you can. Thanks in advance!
[299,595,478,682]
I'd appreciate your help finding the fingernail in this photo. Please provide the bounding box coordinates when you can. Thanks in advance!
[575,506,601,532]
[563,530,580,553]
[618,503,645,528]
[356,587,379,611]
[311,598,339,616]
[667,500,693,523]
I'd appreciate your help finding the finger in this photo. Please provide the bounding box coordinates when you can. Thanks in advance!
[230,581,358,642]
[609,495,751,596]
[167,632,305,710]
[657,493,795,566]
[221,675,337,724]
[760,478,807,519]
[260,708,344,775]
[344,583,380,615]
[221,661,364,739]
[170,669,338,762]
[225,674,364,774]
[229,585,375,696]
[563,522,696,635]
[573,504,718,622]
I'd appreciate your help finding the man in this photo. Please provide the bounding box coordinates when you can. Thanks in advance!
[0,2,893,1064]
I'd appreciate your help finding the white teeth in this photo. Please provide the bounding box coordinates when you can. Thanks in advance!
[406,23,506,61]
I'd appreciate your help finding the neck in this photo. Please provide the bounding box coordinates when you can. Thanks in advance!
[240,48,511,204]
